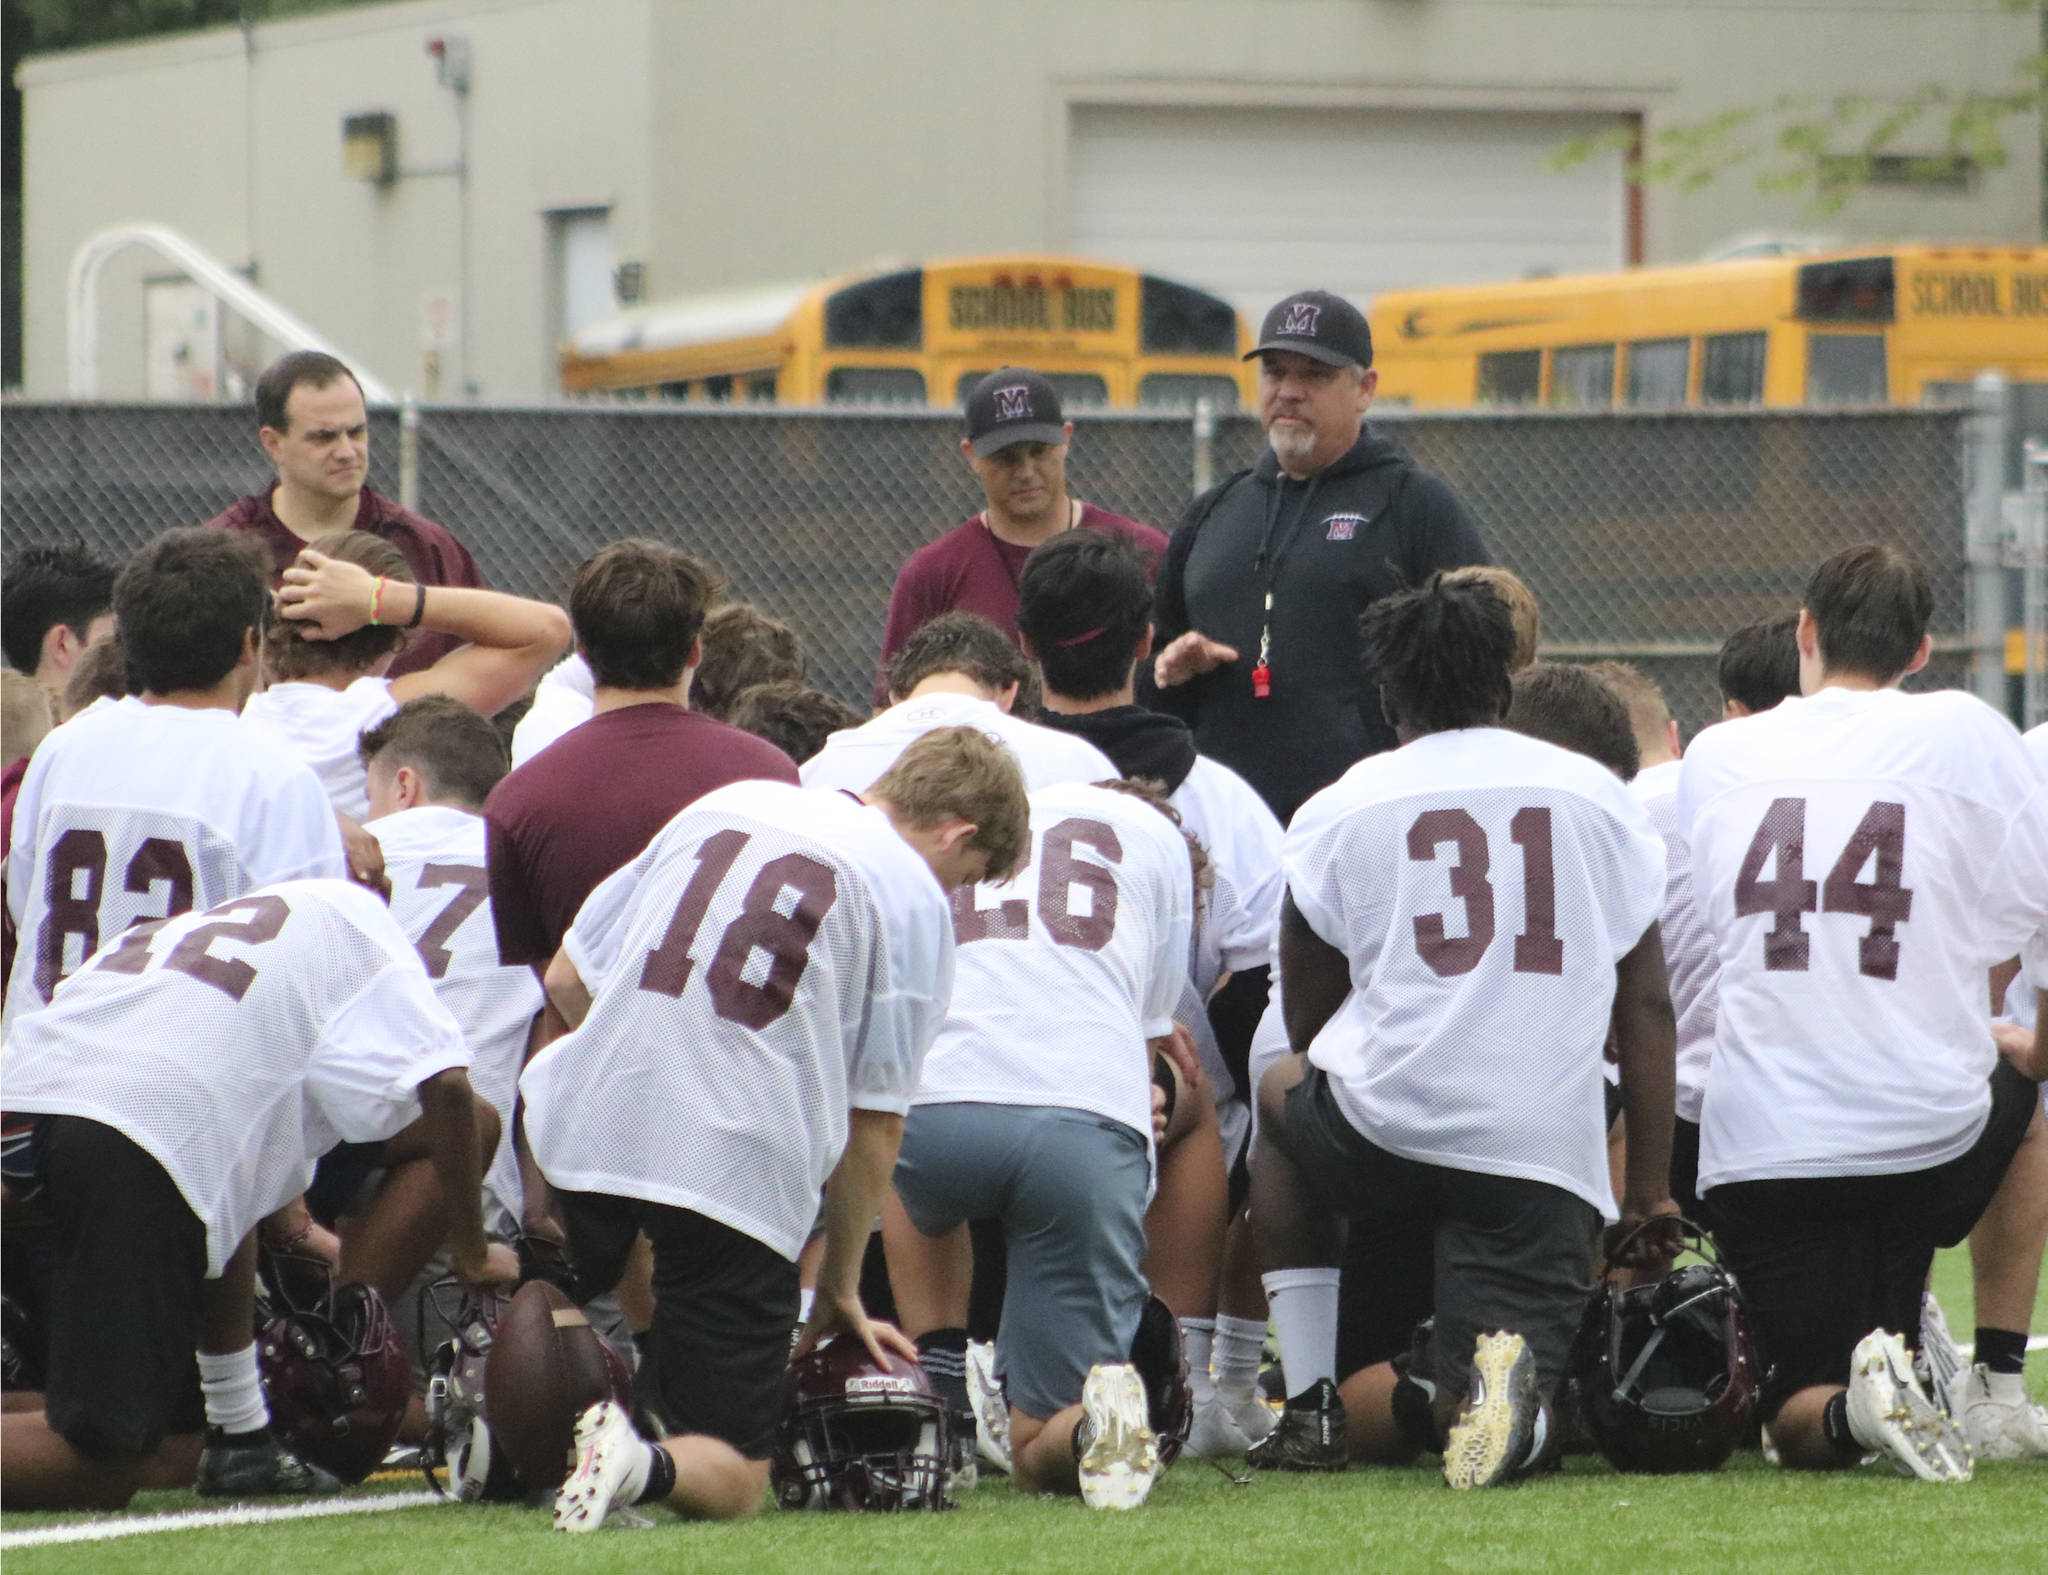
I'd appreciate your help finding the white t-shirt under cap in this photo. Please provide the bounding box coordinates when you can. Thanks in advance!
[1283,727,1667,1220]
[510,654,596,766]
[5,698,346,1030]
[2,879,469,1276]
[521,781,955,1262]
[800,691,1115,795]
[1630,759,1721,1125]
[241,676,402,822]
[1677,687,2048,1190]
[917,782,1194,1150]
[371,804,545,1221]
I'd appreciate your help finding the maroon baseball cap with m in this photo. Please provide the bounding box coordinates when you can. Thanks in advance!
[1246,289,1373,370]
[965,367,1066,457]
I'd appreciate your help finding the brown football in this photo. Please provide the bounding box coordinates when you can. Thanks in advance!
[482,1279,634,1496]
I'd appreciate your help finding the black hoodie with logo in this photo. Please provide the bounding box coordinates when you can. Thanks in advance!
[1147,425,1488,825]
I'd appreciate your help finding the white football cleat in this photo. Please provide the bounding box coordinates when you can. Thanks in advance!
[966,1340,1012,1476]
[1949,1364,2048,1461]
[1915,1293,1966,1411]
[554,1400,651,1532]
[1846,1330,1972,1482]
[1077,1363,1159,1510]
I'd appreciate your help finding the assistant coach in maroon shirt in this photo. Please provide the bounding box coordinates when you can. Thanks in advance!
[484,540,799,976]
[874,367,1165,707]
[207,350,485,676]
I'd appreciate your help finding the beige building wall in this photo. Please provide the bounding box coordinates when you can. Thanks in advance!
[20,0,2039,402]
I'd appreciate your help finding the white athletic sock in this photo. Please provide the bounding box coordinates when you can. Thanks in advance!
[1180,1316,1217,1405]
[1213,1314,1268,1404]
[1261,1268,1341,1397]
[197,1344,269,1436]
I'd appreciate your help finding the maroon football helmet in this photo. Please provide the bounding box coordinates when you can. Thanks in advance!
[259,1275,410,1485]
[1569,1223,1760,1475]
[420,1278,523,1501]
[772,1337,951,1511]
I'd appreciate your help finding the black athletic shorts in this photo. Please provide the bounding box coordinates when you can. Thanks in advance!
[558,1191,797,1459]
[305,1140,385,1227]
[1668,1116,1713,1233]
[28,1115,207,1458]
[1282,1067,1601,1399]
[1706,1059,2039,1422]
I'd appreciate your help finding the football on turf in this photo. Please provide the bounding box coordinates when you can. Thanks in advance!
[481,1280,634,1496]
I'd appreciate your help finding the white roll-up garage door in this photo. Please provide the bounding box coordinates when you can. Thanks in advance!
[1066,104,1629,326]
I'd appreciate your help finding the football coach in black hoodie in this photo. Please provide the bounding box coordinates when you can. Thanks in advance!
[1148,289,1489,824]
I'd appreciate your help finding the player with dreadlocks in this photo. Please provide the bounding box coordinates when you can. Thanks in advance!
[1245,572,1680,1488]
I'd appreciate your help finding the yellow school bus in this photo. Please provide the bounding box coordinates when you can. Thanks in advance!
[1368,246,2048,410]
[559,255,1256,410]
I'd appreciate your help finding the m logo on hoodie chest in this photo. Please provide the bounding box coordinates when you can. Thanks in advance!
[1323,511,1373,542]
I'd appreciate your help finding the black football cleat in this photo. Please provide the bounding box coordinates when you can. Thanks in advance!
[1245,1376,1348,1472]
[195,1427,342,1497]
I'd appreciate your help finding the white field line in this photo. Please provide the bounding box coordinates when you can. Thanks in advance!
[0,1489,443,1550]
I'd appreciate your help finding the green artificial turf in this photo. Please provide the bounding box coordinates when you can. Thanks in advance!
[4,1249,2043,1575]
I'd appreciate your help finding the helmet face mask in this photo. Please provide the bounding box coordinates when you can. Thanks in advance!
[257,1258,410,1485]
[1569,1229,1760,1474]
[772,1338,953,1511]
[421,1278,524,1501]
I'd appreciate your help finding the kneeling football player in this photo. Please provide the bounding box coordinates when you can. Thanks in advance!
[883,778,1198,1509]
[1,878,509,1508]
[1248,576,1681,1488]
[527,727,1028,1529]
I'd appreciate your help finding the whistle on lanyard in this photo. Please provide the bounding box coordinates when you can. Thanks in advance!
[1251,592,1274,699]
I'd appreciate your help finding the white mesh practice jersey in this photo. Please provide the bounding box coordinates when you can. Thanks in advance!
[5,700,347,1029]
[1285,728,1666,1219]
[510,655,595,766]
[520,781,955,1261]
[1677,688,2048,1189]
[917,783,1195,1147]
[2,879,468,1275]
[1631,760,1721,1123]
[240,677,400,822]
[371,804,545,1219]
[2004,724,2048,1029]
[1166,755,1283,1106]
[800,692,1115,795]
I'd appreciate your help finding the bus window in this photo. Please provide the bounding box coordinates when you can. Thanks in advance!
[1139,277,1239,355]
[1476,350,1540,406]
[702,374,734,403]
[1139,373,1241,410]
[953,371,1110,408]
[1701,333,1767,405]
[1625,339,1689,408]
[744,372,777,403]
[1550,345,1616,409]
[826,367,927,404]
[824,270,923,348]
[1807,334,1888,405]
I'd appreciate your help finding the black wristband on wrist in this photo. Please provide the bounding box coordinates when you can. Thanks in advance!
[404,583,427,628]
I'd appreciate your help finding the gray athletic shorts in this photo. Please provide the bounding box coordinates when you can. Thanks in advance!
[894,1102,1149,1423]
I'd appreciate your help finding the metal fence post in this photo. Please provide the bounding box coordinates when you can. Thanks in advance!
[399,396,422,514]
[1191,397,1215,498]
[1966,372,2009,712]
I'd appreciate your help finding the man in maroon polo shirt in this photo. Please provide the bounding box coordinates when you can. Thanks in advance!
[874,367,1166,707]
[206,351,484,676]
[483,540,799,980]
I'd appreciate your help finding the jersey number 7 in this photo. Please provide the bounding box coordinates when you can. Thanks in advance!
[1733,797,1912,980]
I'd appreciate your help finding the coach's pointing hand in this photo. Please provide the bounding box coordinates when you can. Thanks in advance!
[1153,629,1238,689]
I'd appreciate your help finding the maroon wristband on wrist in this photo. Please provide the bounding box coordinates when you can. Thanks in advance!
[405,583,427,628]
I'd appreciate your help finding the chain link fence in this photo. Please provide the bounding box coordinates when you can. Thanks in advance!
[3,401,1976,736]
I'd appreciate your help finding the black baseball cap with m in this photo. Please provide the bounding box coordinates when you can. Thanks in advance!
[1247,289,1373,370]
[965,368,1066,457]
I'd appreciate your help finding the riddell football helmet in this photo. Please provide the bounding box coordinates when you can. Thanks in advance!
[772,1337,952,1511]
[1569,1223,1759,1475]
[420,1278,522,1501]
[257,1259,410,1485]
